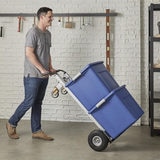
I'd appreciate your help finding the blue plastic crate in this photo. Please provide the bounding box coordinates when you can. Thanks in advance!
[89,85,143,139]
[66,61,119,111]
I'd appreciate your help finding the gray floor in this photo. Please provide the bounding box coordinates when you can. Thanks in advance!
[0,119,160,160]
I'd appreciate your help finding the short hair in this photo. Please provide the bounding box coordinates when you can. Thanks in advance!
[37,7,52,20]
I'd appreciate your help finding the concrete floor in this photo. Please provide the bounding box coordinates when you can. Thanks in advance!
[0,119,160,160]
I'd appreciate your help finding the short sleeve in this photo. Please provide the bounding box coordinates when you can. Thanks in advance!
[25,28,37,48]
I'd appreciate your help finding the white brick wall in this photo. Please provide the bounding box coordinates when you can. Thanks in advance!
[0,0,148,124]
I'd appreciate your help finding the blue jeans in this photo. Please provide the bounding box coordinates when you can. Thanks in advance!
[9,76,48,133]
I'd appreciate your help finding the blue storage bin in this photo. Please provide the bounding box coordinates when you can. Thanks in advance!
[90,85,143,139]
[66,61,119,111]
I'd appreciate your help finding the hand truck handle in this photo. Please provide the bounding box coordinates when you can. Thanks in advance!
[41,69,67,76]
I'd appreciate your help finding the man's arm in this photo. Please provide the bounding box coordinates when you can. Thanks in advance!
[49,54,56,73]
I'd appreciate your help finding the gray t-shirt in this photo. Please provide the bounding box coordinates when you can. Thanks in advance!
[24,26,51,78]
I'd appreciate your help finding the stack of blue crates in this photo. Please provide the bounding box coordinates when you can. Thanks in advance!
[66,61,144,140]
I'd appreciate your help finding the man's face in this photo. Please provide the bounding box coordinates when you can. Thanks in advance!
[41,11,53,27]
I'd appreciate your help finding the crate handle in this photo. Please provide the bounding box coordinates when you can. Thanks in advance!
[72,72,81,81]
[88,85,126,114]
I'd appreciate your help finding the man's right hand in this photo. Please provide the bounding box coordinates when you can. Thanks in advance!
[41,70,50,78]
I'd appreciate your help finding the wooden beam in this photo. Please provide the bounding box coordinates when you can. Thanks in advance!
[106,9,110,71]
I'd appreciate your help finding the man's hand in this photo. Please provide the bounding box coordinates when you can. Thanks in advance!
[49,68,57,75]
[41,70,50,77]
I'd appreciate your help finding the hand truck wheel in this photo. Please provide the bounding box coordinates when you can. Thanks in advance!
[61,87,68,95]
[88,129,109,151]
[51,87,59,98]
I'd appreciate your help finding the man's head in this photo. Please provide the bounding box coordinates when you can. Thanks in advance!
[37,7,53,27]
[37,7,52,20]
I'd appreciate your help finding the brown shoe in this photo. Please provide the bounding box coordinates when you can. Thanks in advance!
[6,122,19,139]
[32,131,54,141]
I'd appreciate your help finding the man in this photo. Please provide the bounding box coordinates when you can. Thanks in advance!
[6,7,55,141]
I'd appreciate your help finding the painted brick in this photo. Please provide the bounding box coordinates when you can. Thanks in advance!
[0,0,145,125]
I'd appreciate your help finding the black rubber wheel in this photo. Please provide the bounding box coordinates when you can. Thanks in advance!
[88,130,109,151]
